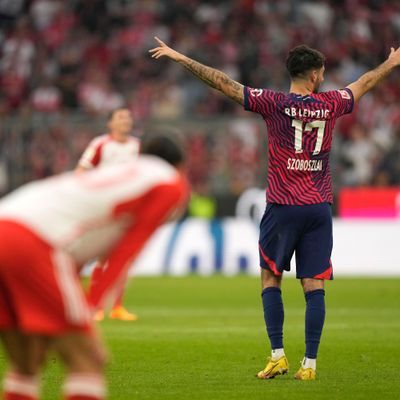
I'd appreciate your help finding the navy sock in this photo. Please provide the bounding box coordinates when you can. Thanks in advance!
[261,287,284,350]
[305,289,326,359]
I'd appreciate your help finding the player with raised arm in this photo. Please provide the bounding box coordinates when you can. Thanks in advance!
[0,135,188,400]
[77,108,141,322]
[150,37,400,380]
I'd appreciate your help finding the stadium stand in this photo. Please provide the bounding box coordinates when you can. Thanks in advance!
[1,0,400,213]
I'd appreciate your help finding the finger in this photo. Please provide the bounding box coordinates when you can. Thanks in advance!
[154,36,166,46]
[148,48,160,53]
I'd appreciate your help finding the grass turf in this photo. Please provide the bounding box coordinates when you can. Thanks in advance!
[1,276,400,399]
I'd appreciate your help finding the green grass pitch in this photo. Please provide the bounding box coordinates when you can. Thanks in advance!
[1,276,400,399]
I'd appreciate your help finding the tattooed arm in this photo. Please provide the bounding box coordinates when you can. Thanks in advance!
[347,46,400,102]
[149,37,244,105]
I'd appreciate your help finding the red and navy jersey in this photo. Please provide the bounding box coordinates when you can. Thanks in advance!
[244,87,354,205]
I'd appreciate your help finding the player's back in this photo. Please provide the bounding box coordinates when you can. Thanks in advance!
[0,156,185,264]
[244,87,354,205]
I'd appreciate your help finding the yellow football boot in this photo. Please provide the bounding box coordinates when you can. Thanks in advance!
[257,356,289,379]
[109,306,138,321]
[294,366,316,380]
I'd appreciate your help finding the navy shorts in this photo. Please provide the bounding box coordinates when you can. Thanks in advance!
[258,202,333,280]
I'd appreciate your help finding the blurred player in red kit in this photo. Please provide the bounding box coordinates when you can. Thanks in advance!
[76,108,141,322]
[0,135,188,400]
[150,37,400,380]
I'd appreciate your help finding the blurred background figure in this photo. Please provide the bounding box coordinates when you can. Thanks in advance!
[76,107,140,322]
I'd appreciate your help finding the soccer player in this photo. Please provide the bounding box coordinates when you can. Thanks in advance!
[77,108,141,322]
[149,37,400,380]
[0,135,188,400]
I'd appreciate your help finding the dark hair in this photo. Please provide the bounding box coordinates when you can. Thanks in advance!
[140,134,185,167]
[286,45,325,79]
[107,107,129,121]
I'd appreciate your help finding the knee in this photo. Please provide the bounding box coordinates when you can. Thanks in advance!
[301,278,324,293]
[261,268,282,290]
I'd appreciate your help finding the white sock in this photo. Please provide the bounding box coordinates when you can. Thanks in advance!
[302,357,316,370]
[63,373,106,399]
[3,371,40,399]
[271,348,285,360]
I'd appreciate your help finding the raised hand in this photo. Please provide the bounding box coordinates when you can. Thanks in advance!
[148,37,183,62]
[387,46,400,66]
[347,46,400,102]
[149,36,244,105]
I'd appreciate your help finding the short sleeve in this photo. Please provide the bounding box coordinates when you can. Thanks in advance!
[78,138,103,169]
[243,86,277,116]
[88,177,189,308]
[322,88,354,118]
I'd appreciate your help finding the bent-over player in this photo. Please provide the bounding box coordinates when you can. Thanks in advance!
[0,135,188,400]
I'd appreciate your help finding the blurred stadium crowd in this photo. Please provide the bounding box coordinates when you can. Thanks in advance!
[1,0,400,211]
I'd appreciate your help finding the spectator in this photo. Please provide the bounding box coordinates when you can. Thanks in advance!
[0,18,35,79]
[0,0,400,206]
[30,77,62,113]
[373,127,400,186]
[341,123,379,186]
[78,67,124,114]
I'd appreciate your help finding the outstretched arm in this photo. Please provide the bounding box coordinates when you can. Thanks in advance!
[347,47,400,102]
[149,37,244,105]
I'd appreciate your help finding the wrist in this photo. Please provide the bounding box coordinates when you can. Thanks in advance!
[176,53,187,64]
[386,58,399,69]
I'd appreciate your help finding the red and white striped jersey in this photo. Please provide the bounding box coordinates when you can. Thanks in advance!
[78,134,140,169]
[0,156,188,307]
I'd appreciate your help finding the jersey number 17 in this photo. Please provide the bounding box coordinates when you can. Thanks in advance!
[292,119,326,155]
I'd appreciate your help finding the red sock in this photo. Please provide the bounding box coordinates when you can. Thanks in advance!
[113,285,124,308]
[63,373,106,400]
[3,372,39,400]
[89,264,103,292]
[112,271,129,309]
[87,263,104,306]
[5,396,36,400]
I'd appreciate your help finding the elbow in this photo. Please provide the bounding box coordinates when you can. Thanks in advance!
[363,78,374,92]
